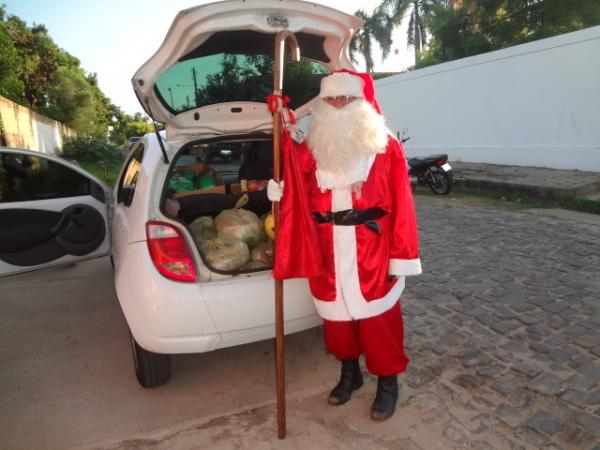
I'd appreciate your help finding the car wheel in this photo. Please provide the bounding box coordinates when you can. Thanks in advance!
[129,332,171,388]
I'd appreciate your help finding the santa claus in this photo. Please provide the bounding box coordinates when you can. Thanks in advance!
[268,70,421,421]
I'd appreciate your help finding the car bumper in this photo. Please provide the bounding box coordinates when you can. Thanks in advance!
[115,242,320,354]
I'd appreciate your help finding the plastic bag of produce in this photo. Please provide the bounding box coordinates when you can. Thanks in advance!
[250,240,273,265]
[200,238,249,271]
[215,208,262,246]
[189,216,217,242]
[240,259,269,270]
[168,173,195,193]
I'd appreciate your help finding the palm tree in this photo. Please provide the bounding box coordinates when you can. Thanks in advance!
[378,0,448,64]
[350,9,394,73]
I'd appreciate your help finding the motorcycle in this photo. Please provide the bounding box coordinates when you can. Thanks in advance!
[400,132,453,195]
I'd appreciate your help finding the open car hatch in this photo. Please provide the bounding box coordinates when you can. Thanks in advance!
[132,0,362,142]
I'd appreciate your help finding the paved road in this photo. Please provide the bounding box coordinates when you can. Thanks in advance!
[398,198,600,450]
[1,196,599,449]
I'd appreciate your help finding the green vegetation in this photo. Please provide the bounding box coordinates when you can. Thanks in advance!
[558,197,600,216]
[77,160,122,187]
[350,8,394,73]
[61,137,124,186]
[109,112,154,147]
[416,188,600,216]
[349,0,600,72]
[2,0,598,149]
[380,0,447,66]
[416,0,600,68]
[0,7,115,137]
[0,6,151,146]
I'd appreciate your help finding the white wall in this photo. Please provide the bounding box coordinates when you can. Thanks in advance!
[0,95,75,154]
[375,26,600,171]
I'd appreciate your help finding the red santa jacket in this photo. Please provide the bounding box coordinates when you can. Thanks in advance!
[274,133,421,321]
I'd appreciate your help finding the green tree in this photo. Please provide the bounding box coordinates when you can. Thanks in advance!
[418,0,600,68]
[350,9,394,73]
[40,65,102,136]
[0,6,123,138]
[0,16,24,102]
[3,15,58,109]
[378,0,449,65]
[109,111,154,146]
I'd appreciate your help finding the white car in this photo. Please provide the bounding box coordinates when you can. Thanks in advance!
[0,0,362,388]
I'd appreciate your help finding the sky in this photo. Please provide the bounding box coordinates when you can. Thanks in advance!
[4,0,414,115]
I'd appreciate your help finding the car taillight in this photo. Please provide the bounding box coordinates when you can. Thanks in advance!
[146,221,196,282]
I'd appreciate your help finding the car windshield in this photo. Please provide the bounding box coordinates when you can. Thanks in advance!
[155,54,328,113]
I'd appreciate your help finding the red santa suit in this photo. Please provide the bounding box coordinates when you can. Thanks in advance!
[273,70,421,376]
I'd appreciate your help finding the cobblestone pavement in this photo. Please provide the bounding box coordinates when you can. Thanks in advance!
[87,197,600,450]
[396,197,600,450]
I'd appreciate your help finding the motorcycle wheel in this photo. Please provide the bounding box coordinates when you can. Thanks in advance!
[428,167,452,195]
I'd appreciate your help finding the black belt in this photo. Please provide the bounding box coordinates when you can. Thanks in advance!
[312,207,387,234]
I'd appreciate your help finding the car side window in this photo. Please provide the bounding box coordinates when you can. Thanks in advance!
[0,152,91,203]
[117,143,145,206]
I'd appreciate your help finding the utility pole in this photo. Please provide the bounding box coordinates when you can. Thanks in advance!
[192,67,199,107]
[168,87,174,108]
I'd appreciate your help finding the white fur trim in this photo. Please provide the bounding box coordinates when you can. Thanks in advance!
[389,258,422,277]
[313,279,405,321]
[311,187,406,321]
[319,72,364,98]
[315,155,375,191]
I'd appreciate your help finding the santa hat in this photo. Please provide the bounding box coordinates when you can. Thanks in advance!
[318,69,382,114]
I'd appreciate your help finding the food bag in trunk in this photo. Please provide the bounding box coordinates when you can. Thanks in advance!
[200,238,250,271]
[215,208,262,246]
[190,216,217,242]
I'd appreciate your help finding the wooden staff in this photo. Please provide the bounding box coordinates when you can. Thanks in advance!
[272,30,300,440]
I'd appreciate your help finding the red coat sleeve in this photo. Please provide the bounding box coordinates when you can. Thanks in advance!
[387,137,422,277]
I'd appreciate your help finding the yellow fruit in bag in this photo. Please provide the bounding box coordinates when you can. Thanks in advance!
[264,213,275,240]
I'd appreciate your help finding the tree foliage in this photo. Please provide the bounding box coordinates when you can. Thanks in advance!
[109,112,154,146]
[0,5,144,143]
[417,0,600,68]
[61,136,123,165]
[195,54,327,109]
[0,13,24,103]
[350,9,394,73]
[378,0,449,65]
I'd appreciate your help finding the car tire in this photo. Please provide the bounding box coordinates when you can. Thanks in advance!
[129,332,171,388]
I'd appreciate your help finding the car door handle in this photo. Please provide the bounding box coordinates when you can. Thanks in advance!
[51,207,85,236]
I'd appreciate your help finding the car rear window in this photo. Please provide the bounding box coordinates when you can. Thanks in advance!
[154,31,329,114]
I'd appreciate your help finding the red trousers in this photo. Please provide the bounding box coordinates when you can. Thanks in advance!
[322,302,409,376]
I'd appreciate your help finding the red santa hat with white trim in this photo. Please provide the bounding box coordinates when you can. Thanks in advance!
[318,69,383,114]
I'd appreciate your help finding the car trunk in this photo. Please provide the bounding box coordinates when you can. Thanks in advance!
[163,134,276,275]
[131,0,362,142]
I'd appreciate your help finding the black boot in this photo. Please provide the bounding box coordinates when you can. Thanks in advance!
[370,375,399,421]
[328,359,363,405]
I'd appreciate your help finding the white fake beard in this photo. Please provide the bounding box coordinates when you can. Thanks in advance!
[307,98,389,177]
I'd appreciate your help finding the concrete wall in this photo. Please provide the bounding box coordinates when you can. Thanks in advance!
[0,95,75,154]
[375,26,600,171]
